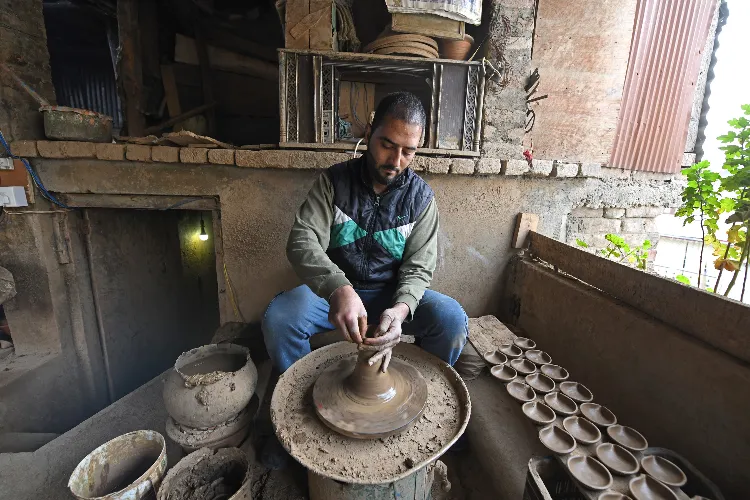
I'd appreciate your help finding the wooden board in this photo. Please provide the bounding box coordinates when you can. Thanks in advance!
[391,13,464,40]
[175,34,278,81]
[529,0,637,163]
[436,64,468,149]
[467,315,517,357]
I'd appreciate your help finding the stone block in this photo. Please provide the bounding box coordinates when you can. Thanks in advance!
[9,140,37,158]
[36,141,64,159]
[235,150,348,170]
[579,163,602,178]
[426,158,451,174]
[567,233,610,249]
[625,206,665,218]
[682,152,696,166]
[552,162,578,178]
[631,170,674,182]
[570,207,603,218]
[151,146,179,163]
[180,147,208,164]
[568,217,621,233]
[529,159,553,177]
[476,158,503,175]
[125,144,151,162]
[481,141,524,160]
[502,159,529,176]
[450,159,476,175]
[600,166,631,179]
[95,143,125,161]
[621,217,657,233]
[409,155,427,172]
[603,208,626,219]
[63,141,96,158]
[208,149,235,165]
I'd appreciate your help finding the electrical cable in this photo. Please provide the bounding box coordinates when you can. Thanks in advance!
[0,130,70,209]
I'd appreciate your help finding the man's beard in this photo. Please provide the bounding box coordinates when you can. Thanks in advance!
[365,151,403,186]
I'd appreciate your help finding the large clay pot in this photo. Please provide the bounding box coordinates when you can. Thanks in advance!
[163,344,257,428]
[439,34,474,61]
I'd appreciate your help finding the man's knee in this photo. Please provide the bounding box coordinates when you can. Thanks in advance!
[262,286,313,335]
[421,293,468,339]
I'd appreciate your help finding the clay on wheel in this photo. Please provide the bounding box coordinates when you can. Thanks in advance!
[313,350,428,439]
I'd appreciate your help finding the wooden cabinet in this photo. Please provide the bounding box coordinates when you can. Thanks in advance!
[278,49,485,156]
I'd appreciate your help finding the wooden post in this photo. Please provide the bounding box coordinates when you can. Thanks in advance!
[117,0,145,136]
[194,24,216,137]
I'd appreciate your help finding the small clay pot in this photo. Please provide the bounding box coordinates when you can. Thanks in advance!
[483,350,508,365]
[490,364,517,382]
[596,443,639,475]
[563,416,602,445]
[163,344,258,428]
[439,34,474,61]
[580,402,617,427]
[640,455,687,487]
[559,381,594,402]
[510,358,537,375]
[567,456,613,491]
[525,372,556,393]
[607,425,648,452]
[598,493,633,500]
[525,349,552,365]
[544,391,578,415]
[513,336,536,350]
[522,401,556,425]
[629,474,679,500]
[539,424,576,454]
[541,364,569,381]
[498,343,523,358]
[506,381,536,402]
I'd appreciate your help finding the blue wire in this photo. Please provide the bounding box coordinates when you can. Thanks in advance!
[0,130,70,208]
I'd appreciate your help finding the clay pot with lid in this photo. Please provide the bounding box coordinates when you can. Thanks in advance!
[163,344,257,428]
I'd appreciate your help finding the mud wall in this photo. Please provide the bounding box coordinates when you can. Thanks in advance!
[508,259,750,498]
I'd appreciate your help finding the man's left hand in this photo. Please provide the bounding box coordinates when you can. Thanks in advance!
[361,303,410,372]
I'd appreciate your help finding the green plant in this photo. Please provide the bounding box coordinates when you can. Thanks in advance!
[576,234,652,270]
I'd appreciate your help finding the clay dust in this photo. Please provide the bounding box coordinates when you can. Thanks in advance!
[271,342,467,484]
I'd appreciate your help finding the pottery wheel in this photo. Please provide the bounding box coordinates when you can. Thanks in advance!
[313,351,428,439]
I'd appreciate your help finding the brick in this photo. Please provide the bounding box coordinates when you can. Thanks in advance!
[476,158,503,175]
[621,217,658,233]
[151,146,179,163]
[9,140,37,157]
[180,147,208,164]
[36,141,64,158]
[568,217,621,233]
[625,206,664,218]
[570,207,603,218]
[425,158,451,174]
[125,144,151,162]
[61,141,96,158]
[529,159,553,176]
[450,159,475,175]
[235,150,348,170]
[603,208,626,219]
[579,163,602,178]
[501,159,529,176]
[208,149,235,165]
[409,155,427,172]
[481,141,523,160]
[95,143,125,161]
[552,162,578,178]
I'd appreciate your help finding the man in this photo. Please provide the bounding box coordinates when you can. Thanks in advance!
[262,91,468,373]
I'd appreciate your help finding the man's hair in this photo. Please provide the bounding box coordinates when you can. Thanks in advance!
[370,92,426,134]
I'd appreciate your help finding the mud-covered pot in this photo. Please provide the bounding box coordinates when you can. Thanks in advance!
[163,344,257,428]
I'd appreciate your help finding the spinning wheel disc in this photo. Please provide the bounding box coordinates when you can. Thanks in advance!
[313,352,428,439]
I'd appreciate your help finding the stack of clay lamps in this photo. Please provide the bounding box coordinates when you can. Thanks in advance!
[484,336,702,500]
[363,30,439,59]
[313,323,429,439]
[163,344,258,453]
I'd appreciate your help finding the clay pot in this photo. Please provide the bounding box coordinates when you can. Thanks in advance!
[163,344,257,428]
[158,447,251,500]
[166,402,255,453]
[68,430,167,500]
[439,34,474,61]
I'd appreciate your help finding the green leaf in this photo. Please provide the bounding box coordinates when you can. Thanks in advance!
[642,240,652,250]
[576,238,589,248]
[675,275,691,285]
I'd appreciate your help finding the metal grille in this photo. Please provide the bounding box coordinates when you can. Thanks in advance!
[286,53,299,142]
[610,0,718,173]
[321,65,334,143]
[462,65,478,150]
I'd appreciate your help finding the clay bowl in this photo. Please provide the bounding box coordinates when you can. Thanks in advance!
[513,337,536,350]
[607,425,648,452]
[596,443,639,475]
[567,456,613,491]
[563,416,602,445]
[483,350,508,365]
[163,344,257,428]
[506,381,537,402]
[525,349,552,365]
[629,474,679,500]
[559,381,594,402]
[510,358,537,375]
[439,34,474,61]
[599,493,633,500]
[544,391,579,415]
[641,455,687,487]
[499,343,523,358]
[541,364,569,381]
[490,364,517,382]
[522,401,556,425]
[525,372,556,393]
[539,424,577,454]
[580,402,617,427]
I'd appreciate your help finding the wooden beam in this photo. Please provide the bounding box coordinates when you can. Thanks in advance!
[194,24,216,136]
[58,194,218,211]
[160,65,182,117]
[527,231,750,364]
[511,213,539,249]
[175,34,278,82]
[201,24,278,62]
[117,0,145,136]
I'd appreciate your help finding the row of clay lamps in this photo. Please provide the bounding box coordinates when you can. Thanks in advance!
[483,338,699,500]
[163,344,258,453]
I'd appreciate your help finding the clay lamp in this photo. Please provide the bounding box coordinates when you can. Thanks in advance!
[312,324,428,439]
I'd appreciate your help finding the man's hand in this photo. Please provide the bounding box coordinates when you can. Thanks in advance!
[362,303,409,372]
[329,285,368,344]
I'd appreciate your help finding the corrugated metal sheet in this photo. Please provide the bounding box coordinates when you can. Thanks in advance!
[610,0,717,173]
[52,60,122,130]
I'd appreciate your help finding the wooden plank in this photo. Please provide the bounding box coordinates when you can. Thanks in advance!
[285,0,310,49]
[139,0,160,79]
[527,231,750,364]
[160,65,182,117]
[467,315,517,357]
[309,0,334,50]
[117,0,145,136]
[194,24,216,136]
[201,24,278,62]
[529,0,637,163]
[391,13,464,40]
[175,34,278,81]
[58,194,218,211]
[512,213,539,249]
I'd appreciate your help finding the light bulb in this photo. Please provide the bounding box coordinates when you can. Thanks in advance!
[199,217,209,241]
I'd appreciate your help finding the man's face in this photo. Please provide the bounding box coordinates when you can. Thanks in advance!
[365,117,422,187]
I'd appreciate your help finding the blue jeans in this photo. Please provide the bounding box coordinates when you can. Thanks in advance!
[262,285,469,372]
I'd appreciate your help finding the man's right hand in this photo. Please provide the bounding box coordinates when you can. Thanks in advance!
[329,285,368,344]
